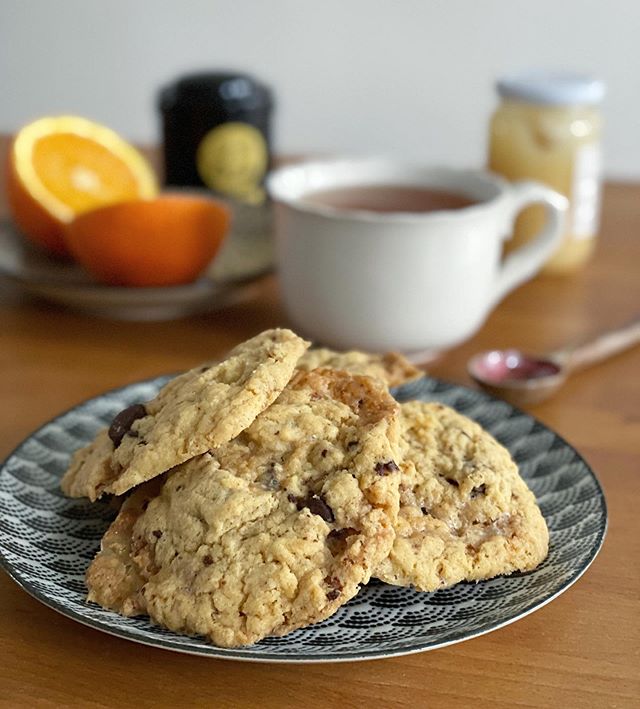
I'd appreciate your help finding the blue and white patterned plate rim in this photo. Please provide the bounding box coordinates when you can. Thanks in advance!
[0,375,607,663]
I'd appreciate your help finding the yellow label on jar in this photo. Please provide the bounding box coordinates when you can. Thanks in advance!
[196,122,267,204]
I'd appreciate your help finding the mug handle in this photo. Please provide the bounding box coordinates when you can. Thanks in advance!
[492,180,568,305]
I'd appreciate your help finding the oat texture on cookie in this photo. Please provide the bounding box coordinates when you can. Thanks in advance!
[374,401,549,591]
[60,328,309,501]
[85,368,402,647]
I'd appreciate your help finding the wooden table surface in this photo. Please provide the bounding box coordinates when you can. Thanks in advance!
[0,154,638,708]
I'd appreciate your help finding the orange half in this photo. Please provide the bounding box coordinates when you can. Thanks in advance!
[63,194,231,287]
[7,116,158,256]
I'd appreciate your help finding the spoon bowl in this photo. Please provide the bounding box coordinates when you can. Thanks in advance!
[468,349,567,406]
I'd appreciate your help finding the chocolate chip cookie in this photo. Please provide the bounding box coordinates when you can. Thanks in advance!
[61,329,309,500]
[298,348,422,387]
[375,401,549,591]
[86,368,401,646]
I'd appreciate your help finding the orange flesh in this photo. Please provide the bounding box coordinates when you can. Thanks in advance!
[32,133,143,214]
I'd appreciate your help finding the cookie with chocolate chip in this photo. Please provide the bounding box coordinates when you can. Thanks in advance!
[86,368,401,646]
[297,348,422,388]
[86,478,164,615]
[374,401,549,591]
[61,329,309,501]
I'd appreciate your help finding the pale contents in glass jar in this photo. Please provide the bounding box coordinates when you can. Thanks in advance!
[489,101,602,274]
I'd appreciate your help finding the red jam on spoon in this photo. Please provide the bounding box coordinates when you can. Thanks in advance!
[472,349,562,384]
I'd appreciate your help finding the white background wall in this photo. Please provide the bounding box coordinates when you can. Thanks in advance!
[1,0,638,179]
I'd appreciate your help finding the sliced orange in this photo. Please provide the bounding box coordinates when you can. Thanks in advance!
[6,116,158,256]
[63,194,231,287]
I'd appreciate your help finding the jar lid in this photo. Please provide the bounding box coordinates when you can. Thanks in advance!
[497,71,605,106]
[159,71,272,113]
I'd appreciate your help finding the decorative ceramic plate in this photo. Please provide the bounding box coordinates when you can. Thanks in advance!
[0,376,607,663]
[0,209,273,321]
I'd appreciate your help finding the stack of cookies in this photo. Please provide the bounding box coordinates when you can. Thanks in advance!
[61,329,548,647]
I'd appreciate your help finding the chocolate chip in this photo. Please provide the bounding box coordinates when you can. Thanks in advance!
[347,440,359,449]
[307,495,335,522]
[421,506,428,515]
[293,494,334,522]
[326,527,358,556]
[203,555,213,566]
[152,530,163,539]
[327,527,357,542]
[471,484,487,498]
[320,449,328,458]
[325,575,343,601]
[108,404,147,448]
[445,477,459,487]
[375,460,399,476]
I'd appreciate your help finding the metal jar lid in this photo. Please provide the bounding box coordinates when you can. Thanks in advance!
[497,71,605,106]
[159,72,273,116]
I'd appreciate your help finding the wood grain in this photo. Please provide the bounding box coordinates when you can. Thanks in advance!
[0,137,638,708]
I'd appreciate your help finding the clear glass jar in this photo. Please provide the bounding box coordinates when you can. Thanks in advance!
[489,73,605,274]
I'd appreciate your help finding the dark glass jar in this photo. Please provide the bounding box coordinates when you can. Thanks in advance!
[159,72,273,205]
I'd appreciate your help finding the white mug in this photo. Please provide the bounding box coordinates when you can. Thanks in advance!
[268,160,567,356]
